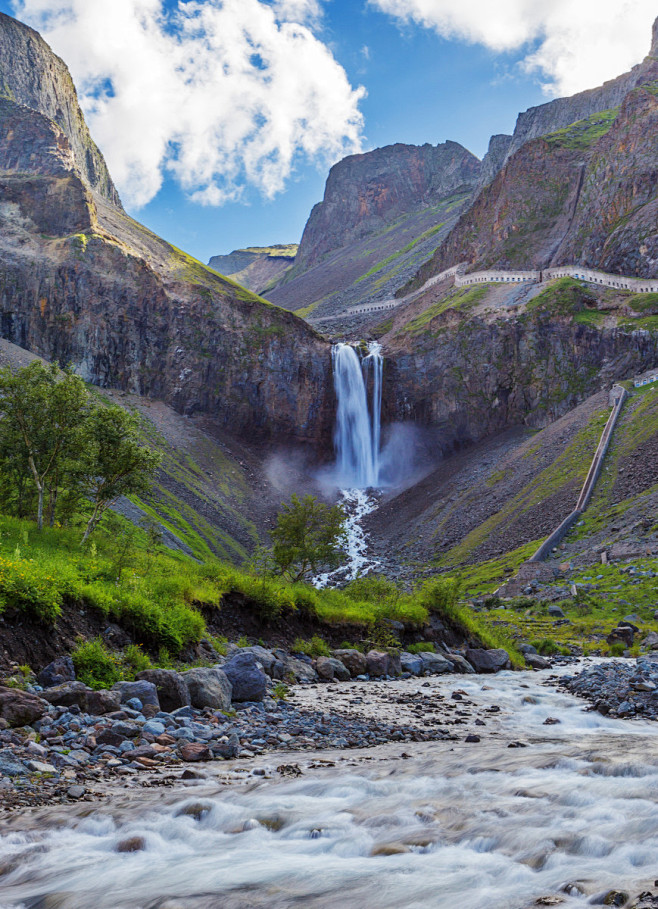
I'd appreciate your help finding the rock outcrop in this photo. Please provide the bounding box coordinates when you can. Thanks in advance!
[294,141,481,271]
[414,43,658,283]
[208,246,297,295]
[0,13,333,447]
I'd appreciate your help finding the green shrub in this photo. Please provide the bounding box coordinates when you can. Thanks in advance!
[72,637,122,690]
[343,574,400,603]
[609,641,627,657]
[122,643,152,678]
[407,641,435,654]
[293,635,330,657]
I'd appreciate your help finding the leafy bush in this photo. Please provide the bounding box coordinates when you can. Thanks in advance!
[407,641,435,654]
[0,555,65,623]
[122,643,152,678]
[343,574,400,603]
[293,635,330,658]
[609,641,627,657]
[72,637,122,690]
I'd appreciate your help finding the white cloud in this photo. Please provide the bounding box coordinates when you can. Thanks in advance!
[14,0,365,208]
[368,0,657,96]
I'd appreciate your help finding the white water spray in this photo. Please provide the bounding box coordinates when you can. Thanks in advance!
[332,342,383,489]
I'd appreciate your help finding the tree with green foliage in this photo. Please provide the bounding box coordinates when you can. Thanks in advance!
[76,406,161,545]
[269,493,346,583]
[0,363,89,530]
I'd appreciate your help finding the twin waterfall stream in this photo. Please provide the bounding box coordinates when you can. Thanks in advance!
[316,342,384,587]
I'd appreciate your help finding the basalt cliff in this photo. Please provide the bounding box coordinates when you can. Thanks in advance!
[0,12,332,447]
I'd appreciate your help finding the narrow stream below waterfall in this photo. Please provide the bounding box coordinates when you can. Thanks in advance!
[3,665,658,909]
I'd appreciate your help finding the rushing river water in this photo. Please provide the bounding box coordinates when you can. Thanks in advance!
[2,665,658,909]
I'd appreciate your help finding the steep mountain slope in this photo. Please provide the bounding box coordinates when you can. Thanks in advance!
[207,245,297,295]
[265,142,480,324]
[0,13,332,447]
[412,19,658,285]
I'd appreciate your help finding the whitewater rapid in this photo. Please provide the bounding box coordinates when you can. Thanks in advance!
[3,664,658,908]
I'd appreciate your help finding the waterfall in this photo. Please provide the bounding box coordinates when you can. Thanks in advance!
[332,341,383,488]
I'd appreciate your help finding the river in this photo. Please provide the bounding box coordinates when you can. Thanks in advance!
[1,663,658,908]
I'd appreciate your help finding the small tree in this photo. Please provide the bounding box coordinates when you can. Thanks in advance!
[0,363,89,530]
[77,406,161,545]
[269,494,346,583]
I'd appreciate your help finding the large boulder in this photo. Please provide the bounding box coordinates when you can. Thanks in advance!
[446,653,476,674]
[113,680,160,709]
[366,651,390,677]
[332,649,367,678]
[181,667,232,710]
[607,626,634,648]
[240,646,276,676]
[642,631,658,650]
[135,670,191,712]
[465,648,511,673]
[525,653,552,670]
[283,656,316,683]
[315,657,350,682]
[419,652,454,674]
[400,652,423,675]
[41,681,89,708]
[223,652,268,702]
[37,656,75,689]
[0,687,48,727]
[85,689,121,716]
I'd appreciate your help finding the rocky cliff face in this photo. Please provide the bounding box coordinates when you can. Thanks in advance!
[208,246,297,295]
[476,134,512,190]
[415,66,658,281]
[384,304,658,454]
[0,14,333,447]
[294,141,481,271]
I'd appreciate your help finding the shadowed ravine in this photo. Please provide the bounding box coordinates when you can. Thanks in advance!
[2,665,658,909]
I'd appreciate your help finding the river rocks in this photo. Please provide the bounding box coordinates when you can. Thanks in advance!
[136,670,191,712]
[567,656,658,719]
[240,646,276,676]
[0,686,47,727]
[0,748,28,775]
[85,689,121,716]
[40,681,89,709]
[332,650,367,678]
[223,652,268,702]
[179,742,211,762]
[182,667,232,710]
[315,657,350,682]
[465,649,511,673]
[525,653,552,670]
[37,657,75,689]
[114,680,160,709]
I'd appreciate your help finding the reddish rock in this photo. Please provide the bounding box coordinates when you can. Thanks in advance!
[0,686,47,727]
[179,742,211,762]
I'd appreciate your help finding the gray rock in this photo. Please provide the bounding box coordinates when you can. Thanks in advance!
[41,681,89,709]
[365,650,389,677]
[143,719,166,736]
[85,689,121,716]
[126,697,143,712]
[446,653,476,674]
[315,656,350,681]
[135,670,191,712]
[240,646,276,676]
[114,680,160,709]
[419,652,454,674]
[0,749,28,776]
[26,760,57,774]
[519,644,538,654]
[332,649,367,678]
[643,632,658,650]
[283,657,316,683]
[223,652,268,702]
[548,605,565,618]
[465,648,511,673]
[607,626,634,648]
[525,653,551,670]
[182,667,232,710]
[0,686,48,727]
[37,656,75,688]
[400,652,423,675]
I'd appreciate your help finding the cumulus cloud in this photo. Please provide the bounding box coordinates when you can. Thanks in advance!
[14,0,365,207]
[368,0,657,96]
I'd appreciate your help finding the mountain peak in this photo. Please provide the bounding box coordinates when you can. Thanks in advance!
[652,16,658,57]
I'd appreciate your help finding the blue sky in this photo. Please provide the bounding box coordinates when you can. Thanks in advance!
[2,1,655,264]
